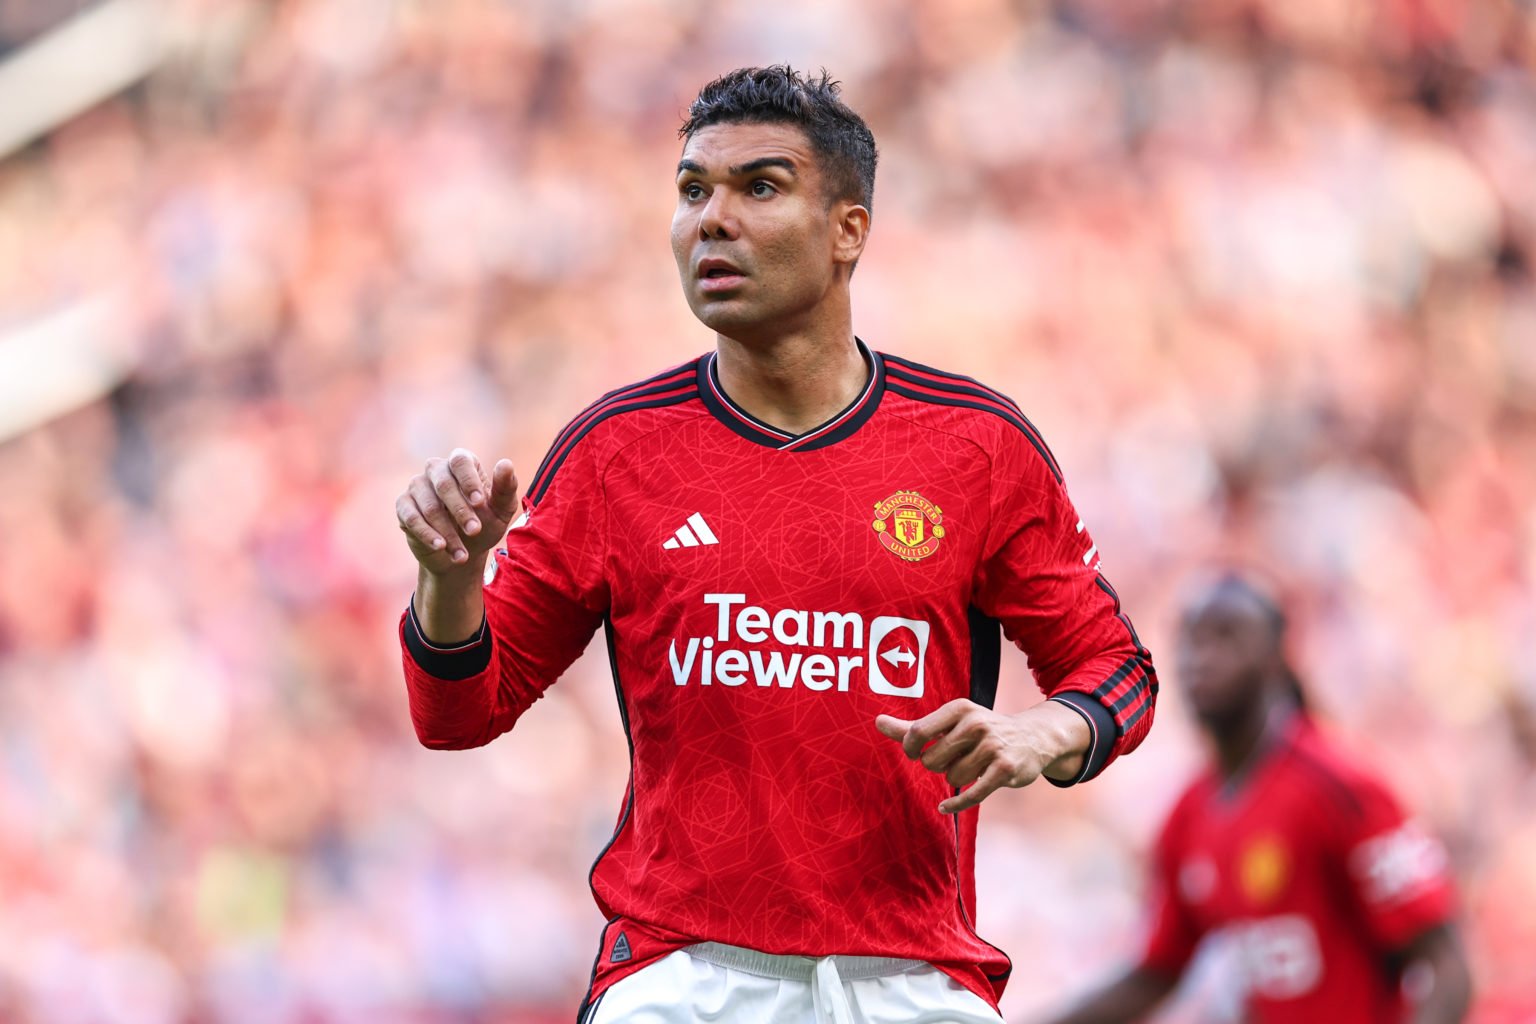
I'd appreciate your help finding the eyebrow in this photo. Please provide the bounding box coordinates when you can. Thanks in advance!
[676,156,798,178]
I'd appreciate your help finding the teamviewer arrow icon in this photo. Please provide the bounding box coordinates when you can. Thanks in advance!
[868,616,928,698]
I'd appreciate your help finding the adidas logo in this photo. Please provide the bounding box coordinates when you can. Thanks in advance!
[662,513,719,550]
[610,930,632,963]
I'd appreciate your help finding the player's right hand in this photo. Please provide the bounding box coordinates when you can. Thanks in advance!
[396,448,519,576]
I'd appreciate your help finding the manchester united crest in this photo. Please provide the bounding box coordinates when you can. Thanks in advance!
[1239,836,1289,905]
[872,490,946,562]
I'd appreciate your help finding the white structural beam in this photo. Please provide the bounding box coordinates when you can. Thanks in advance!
[0,0,167,160]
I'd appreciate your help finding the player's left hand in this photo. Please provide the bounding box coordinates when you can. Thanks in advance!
[875,699,1088,814]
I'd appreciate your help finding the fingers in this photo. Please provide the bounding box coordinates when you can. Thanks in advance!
[943,743,994,789]
[489,459,520,524]
[396,491,447,554]
[875,700,1039,813]
[921,728,981,775]
[428,457,482,539]
[876,702,982,771]
[398,452,518,570]
[898,699,977,760]
[940,762,1012,815]
[448,448,486,509]
[408,472,469,562]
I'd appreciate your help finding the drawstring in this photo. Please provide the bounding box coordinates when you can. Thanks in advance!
[811,955,855,1024]
[683,941,924,1023]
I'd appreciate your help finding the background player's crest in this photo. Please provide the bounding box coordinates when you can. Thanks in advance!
[1239,836,1290,905]
[872,490,946,561]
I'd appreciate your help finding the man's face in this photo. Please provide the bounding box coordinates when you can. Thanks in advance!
[671,122,850,339]
[1176,585,1278,732]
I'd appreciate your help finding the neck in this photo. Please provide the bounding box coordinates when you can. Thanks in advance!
[713,305,866,435]
[1212,695,1288,781]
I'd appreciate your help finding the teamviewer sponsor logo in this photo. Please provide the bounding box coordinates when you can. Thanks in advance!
[667,595,930,697]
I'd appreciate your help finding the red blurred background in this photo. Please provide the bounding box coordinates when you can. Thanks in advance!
[0,1,1531,1021]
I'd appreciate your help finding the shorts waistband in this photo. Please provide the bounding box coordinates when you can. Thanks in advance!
[682,941,925,981]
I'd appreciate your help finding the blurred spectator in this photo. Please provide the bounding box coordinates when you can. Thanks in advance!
[0,0,1531,1020]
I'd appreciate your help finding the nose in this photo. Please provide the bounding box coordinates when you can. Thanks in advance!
[698,189,738,241]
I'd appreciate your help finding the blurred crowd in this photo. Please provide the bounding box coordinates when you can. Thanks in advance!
[0,0,1532,1021]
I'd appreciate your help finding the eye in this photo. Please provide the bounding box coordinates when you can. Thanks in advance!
[750,180,777,198]
[681,183,705,201]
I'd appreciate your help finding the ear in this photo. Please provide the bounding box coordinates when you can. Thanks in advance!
[830,201,871,271]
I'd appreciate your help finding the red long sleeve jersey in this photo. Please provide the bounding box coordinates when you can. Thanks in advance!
[399,343,1157,1013]
[1140,716,1456,1022]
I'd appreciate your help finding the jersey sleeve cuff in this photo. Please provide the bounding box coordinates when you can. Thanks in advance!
[1045,691,1117,787]
[404,601,492,680]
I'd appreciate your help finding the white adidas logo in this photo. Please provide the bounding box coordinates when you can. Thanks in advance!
[663,513,719,550]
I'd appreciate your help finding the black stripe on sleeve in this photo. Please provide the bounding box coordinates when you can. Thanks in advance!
[886,380,1064,483]
[1095,577,1153,660]
[528,369,700,496]
[1106,672,1150,715]
[528,390,700,506]
[883,360,1064,481]
[1092,576,1160,728]
[1093,654,1154,733]
[403,602,492,680]
[1092,656,1139,702]
[1120,675,1154,723]
[882,354,1026,413]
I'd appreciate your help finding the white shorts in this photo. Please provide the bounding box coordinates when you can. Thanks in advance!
[585,941,1006,1024]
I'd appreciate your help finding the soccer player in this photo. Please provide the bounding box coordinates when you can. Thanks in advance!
[1037,575,1472,1024]
[395,66,1157,1023]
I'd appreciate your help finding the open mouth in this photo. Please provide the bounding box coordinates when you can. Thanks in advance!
[697,260,746,292]
[697,257,745,280]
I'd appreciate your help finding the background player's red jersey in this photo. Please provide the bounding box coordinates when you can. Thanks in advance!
[399,343,1157,1013]
[1141,714,1456,1022]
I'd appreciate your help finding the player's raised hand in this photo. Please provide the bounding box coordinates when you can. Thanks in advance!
[875,698,1088,814]
[396,448,520,575]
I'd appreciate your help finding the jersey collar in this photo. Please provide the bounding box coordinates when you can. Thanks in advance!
[697,338,886,452]
[1215,705,1305,802]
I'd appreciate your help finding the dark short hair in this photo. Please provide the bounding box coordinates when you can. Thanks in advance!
[1211,572,1312,714]
[680,65,878,212]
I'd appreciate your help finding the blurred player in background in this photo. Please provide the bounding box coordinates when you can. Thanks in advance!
[395,66,1156,1023]
[1038,574,1471,1024]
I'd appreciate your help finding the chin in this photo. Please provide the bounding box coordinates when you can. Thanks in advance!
[691,298,768,337]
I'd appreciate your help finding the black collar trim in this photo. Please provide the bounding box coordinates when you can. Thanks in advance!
[696,339,886,452]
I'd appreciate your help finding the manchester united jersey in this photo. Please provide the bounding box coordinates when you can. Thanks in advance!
[399,342,1158,1013]
[1141,714,1456,1022]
